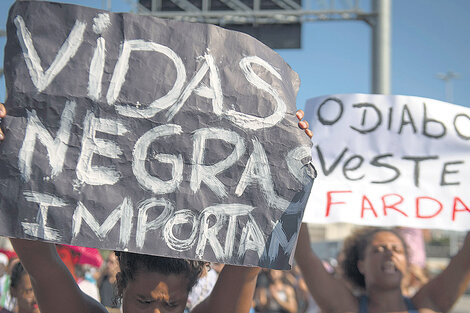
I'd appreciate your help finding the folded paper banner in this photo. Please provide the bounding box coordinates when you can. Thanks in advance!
[0,1,315,269]
[302,94,469,231]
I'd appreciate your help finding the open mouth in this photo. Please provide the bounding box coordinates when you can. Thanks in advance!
[382,260,397,273]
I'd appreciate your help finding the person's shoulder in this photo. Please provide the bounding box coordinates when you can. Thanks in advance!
[82,291,111,313]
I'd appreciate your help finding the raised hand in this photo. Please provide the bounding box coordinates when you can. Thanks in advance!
[296,109,313,138]
[0,102,6,140]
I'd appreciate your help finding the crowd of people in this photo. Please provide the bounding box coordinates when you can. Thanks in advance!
[0,227,469,313]
[0,241,119,313]
[0,240,346,313]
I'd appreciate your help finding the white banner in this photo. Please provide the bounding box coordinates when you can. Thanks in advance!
[303,94,470,230]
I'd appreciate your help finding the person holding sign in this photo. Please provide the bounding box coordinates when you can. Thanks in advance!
[0,100,258,313]
[295,223,470,313]
[10,238,260,313]
[0,0,318,310]
[0,103,313,313]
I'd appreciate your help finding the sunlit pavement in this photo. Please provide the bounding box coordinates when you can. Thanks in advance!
[451,293,470,313]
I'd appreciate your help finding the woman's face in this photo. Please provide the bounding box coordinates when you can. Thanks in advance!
[105,252,120,277]
[269,270,283,281]
[122,271,190,313]
[11,274,40,313]
[358,231,408,290]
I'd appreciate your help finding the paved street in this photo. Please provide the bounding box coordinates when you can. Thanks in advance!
[451,293,470,313]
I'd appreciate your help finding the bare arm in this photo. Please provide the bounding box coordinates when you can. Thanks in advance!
[295,223,357,312]
[10,238,107,313]
[413,232,470,312]
[0,103,6,140]
[254,286,268,309]
[191,265,260,313]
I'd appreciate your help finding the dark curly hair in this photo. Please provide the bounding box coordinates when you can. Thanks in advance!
[340,227,409,290]
[10,261,27,289]
[115,252,208,299]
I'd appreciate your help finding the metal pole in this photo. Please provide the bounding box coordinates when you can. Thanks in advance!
[102,0,112,10]
[0,29,5,77]
[450,232,457,256]
[446,79,453,103]
[437,71,459,103]
[371,0,391,94]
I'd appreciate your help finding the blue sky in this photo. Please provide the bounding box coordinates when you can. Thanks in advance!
[1,0,469,110]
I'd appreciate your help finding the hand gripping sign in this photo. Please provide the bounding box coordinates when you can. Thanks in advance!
[302,94,469,231]
[0,1,315,269]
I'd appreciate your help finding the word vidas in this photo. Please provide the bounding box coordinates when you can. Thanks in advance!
[14,13,287,131]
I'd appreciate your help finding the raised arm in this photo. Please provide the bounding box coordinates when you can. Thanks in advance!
[191,265,260,313]
[295,223,357,312]
[10,238,106,313]
[0,102,6,140]
[192,108,309,313]
[413,232,470,312]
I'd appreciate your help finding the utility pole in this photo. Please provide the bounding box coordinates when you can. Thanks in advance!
[371,0,391,95]
[0,28,5,78]
[437,71,459,103]
[103,0,112,11]
[138,0,390,95]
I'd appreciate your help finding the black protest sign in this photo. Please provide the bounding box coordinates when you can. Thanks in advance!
[0,1,315,269]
